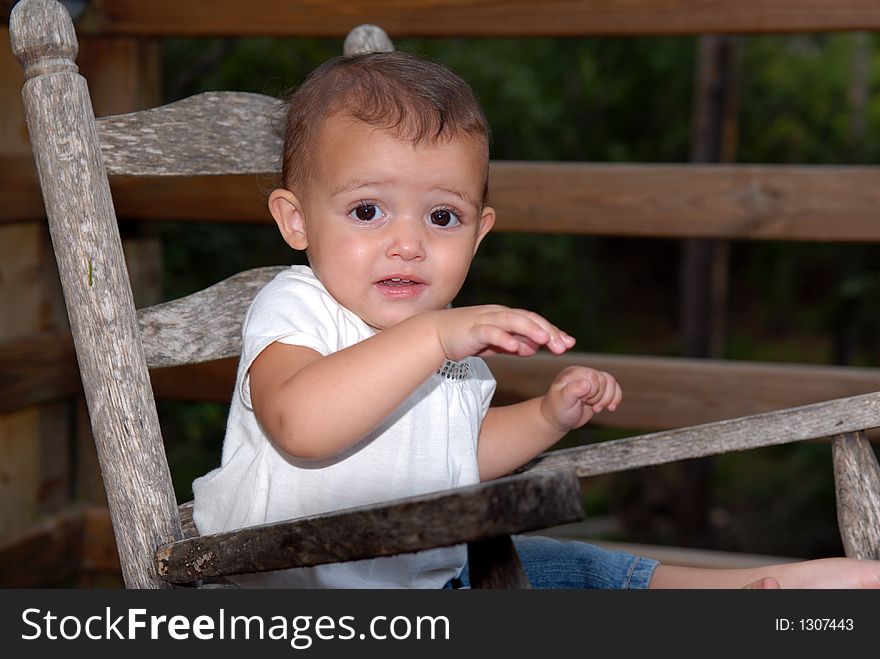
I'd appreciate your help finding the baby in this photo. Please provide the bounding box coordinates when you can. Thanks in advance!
[193,50,880,589]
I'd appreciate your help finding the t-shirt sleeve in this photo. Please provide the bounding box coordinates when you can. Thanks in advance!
[470,357,497,418]
[238,274,342,409]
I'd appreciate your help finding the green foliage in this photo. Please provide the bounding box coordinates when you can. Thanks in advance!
[739,34,878,164]
[162,37,342,100]
[399,37,694,163]
[158,400,229,503]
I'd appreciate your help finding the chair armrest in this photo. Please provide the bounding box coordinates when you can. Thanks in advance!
[159,468,582,583]
[521,390,880,478]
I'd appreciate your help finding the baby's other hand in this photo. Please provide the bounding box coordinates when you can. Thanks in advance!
[433,305,575,362]
[541,366,622,431]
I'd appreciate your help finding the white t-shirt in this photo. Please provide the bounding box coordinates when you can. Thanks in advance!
[192,266,496,588]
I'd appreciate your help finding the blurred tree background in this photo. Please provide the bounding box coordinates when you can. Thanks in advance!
[157,33,879,560]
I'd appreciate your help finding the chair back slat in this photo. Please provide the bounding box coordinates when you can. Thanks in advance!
[138,266,284,368]
[97,92,283,176]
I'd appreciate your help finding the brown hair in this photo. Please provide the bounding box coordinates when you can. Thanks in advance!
[278,51,490,199]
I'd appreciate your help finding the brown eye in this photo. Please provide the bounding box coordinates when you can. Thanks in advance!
[429,209,459,227]
[350,204,383,222]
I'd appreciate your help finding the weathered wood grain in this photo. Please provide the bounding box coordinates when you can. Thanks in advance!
[523,391,880,478]
[10,0,182,588]
[72,0,880,37]
[156,469,583,583]
[97,92,282,176]
[138,266,283,368]
[342,24,394,56]
[832,431,880,560]
[184,499,528,587]
[177,501,198,540]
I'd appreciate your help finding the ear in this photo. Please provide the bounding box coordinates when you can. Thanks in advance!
[473,206,496,254]
[268,188,308,251]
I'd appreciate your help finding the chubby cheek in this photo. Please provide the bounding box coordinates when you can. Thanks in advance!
[434,251,475,297]
[312,234,372,279]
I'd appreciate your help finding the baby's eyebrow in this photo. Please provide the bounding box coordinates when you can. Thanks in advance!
[330,180,386,197]
[437,186,479,210]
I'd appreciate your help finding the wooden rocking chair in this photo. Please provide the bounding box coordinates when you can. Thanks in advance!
[9,0,584,589]
[10,0,880,590]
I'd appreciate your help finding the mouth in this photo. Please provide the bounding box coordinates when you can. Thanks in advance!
[373,275,427,298]
[376,277,422,286]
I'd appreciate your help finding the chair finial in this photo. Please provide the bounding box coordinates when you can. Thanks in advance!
[343,24,395,56]
[10,0,79,80]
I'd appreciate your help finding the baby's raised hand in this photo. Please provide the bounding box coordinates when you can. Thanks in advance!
[541,366,622,431]
[432,305,575,362]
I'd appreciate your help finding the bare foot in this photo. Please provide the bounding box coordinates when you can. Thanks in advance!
[650,558,880,589]
[773,558,880,589]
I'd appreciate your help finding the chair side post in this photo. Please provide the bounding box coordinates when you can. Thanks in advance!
[10,0,182,588]
[832,430,880,560]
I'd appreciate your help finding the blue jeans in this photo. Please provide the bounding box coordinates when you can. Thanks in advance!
[444,535,658,589]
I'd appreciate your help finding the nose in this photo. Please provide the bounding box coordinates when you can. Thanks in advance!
[385,219,426,261]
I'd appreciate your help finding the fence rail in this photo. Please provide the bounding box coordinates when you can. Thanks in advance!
[61,0,880,37]
[5,156,880,241]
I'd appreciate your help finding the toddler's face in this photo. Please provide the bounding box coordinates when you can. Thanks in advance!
[294,115,494,330]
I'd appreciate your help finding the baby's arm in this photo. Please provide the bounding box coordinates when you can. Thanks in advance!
[250,305,572,459]
[478,366,621,480]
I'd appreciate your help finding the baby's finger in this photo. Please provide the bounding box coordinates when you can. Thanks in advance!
[559,378,591,404]
[486,310,552,348]
[608,380,623,411]
[594,375,622,413]
[587,373,615,410]
[510,334,542,355]
[514,309,573,354]
[476,324,545,357]
[475,324,522,354]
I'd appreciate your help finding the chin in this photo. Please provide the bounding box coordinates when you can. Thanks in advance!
[368,308,424,331]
